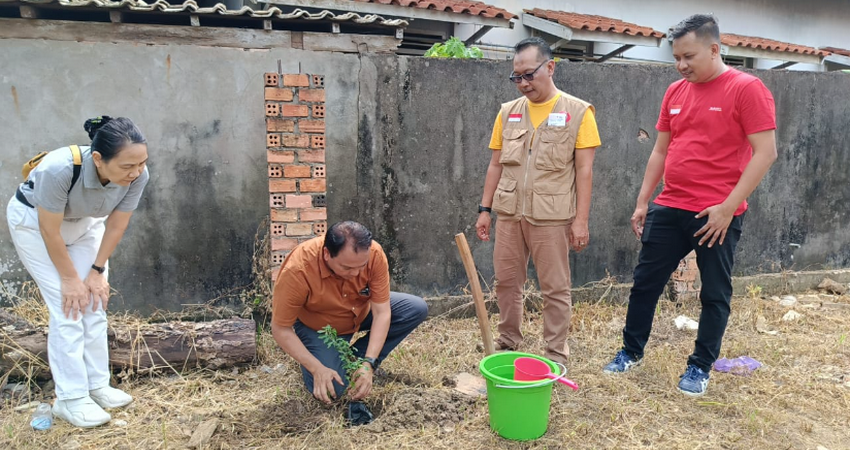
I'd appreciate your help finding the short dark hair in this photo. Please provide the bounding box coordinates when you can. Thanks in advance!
[324,221,373,257]
[669,14,720,44]
[514,37,553,61]
[84,116,147,162]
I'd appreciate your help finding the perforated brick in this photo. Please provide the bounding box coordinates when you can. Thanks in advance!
[271,222,284,236]
[267,134,280,148]
[270,193,285,208]
[264,73,279,87]
[311,135,325,149]
[265,103,280,116]
[268,165,283,178]
[312,165,326,178]
[312,105,325,118]
[312,194,327,208]
[271,251,286,266]
[312,75,324,88]
[313,222,327,235]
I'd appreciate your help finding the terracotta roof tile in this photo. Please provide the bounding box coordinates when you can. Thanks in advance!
[721,33,829,57]
[352,0,516,19]
[524,9,665,38]
[821,46,850,57]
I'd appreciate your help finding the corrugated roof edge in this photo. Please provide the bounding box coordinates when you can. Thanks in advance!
[2,0,409,26]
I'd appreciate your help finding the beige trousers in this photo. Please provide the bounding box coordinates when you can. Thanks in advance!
[493,217,572,363]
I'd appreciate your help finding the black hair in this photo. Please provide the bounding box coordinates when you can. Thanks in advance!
[324,221,373,258]
[83,116,147,162]
[514,37,553,61]
[669,14,720,44]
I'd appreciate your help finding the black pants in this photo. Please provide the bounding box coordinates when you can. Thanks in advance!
[622,203,744,372]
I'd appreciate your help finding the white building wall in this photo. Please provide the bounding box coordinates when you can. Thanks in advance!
[456,0,849,70]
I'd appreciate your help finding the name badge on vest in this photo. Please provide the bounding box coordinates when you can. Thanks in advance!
[548,112,568,127]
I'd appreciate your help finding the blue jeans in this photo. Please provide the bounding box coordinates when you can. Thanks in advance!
[622,203,744,372]
[293,292,428,399]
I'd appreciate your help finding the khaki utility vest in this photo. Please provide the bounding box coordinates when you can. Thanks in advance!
[492,92,594,226]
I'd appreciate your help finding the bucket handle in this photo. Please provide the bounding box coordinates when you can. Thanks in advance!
[494,362,568,389]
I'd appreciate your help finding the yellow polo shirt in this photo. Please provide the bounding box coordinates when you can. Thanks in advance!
[489,93,601,150]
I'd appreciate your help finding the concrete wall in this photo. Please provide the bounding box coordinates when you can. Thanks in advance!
[336,57,850,295]
[2,29,849,312]
[459,0,850,71]
[0,36,361,314]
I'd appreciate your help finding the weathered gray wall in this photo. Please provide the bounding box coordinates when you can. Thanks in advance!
[2,35,849,313]
[333,57,850,294]
[0,38,361,314]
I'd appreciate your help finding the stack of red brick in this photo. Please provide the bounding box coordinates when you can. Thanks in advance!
[265,72,328,280]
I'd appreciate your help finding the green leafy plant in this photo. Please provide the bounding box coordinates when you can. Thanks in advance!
[424,36,484,59]
[318,325,367,388]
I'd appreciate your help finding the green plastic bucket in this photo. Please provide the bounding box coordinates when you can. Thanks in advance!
[478,351,562,441]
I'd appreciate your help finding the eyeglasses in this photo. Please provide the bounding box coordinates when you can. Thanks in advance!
[509,60,551,83]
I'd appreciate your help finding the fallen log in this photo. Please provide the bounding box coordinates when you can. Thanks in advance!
[0,310,256,379]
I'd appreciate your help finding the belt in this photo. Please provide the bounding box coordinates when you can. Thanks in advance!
[15,186,34,208]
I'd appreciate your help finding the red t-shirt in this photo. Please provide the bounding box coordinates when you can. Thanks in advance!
[655,68,776,215]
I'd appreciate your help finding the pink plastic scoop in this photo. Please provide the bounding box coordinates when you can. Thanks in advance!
[514,357,579,391]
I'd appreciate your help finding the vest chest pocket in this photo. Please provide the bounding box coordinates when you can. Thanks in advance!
[492,178,518,216]
[535,128,573,171]
[499,128,527,166]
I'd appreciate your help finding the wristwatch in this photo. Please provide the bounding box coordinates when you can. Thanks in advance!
[363,357,377,369]
[478,205,492,214]
[91,264,106,274]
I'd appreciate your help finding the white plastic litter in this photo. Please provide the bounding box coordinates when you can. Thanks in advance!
[674,315,699,331]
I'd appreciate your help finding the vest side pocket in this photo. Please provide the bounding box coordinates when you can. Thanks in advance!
[499,128,527,166]
[535,128,572,171]
[531,180,573,220]
[492,178,519,216]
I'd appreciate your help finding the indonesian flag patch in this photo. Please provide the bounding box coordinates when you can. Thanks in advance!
[508,114,522,122]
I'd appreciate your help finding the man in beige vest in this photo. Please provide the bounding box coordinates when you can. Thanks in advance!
[475,37,601,365]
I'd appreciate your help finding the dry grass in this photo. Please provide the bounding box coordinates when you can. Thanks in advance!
[1,287,849,450]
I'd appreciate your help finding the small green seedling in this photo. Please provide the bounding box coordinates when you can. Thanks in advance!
[318,325,368,395]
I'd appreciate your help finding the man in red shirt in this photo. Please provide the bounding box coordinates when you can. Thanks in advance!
[603,14,777,396]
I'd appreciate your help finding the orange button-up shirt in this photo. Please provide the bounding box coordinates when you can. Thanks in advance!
[272,236,390,335]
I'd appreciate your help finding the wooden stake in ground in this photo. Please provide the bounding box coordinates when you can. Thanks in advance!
[454,233,495,355]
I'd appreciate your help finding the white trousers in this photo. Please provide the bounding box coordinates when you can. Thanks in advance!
[6,197,110,400]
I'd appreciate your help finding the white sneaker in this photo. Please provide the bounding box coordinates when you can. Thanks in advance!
[53,397,111,428]
[90,386,134,409]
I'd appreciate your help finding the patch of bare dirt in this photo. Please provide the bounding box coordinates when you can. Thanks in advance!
[365,388,478,433]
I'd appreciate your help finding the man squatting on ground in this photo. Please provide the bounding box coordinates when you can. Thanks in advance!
[271,221,428,404]
[604,14,777,396]
[475,37,601,366]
